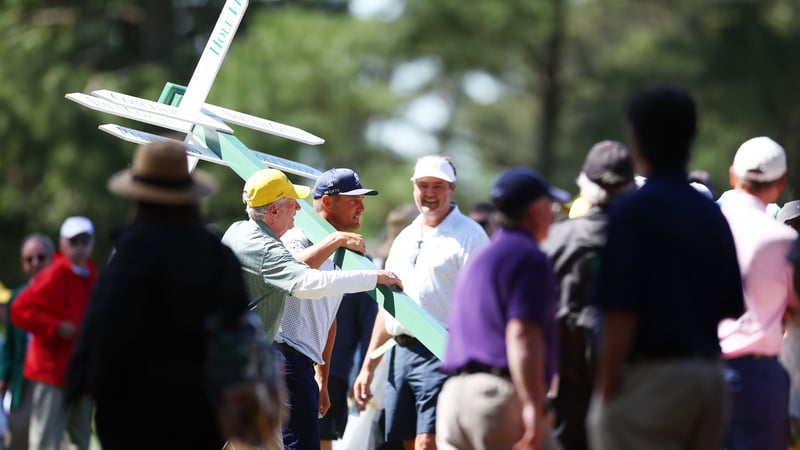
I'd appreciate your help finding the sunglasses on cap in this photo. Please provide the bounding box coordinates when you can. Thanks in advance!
[68,234,93,246]
[24,254,47,264]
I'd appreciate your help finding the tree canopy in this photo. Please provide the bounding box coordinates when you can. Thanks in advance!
[0,0,798,282]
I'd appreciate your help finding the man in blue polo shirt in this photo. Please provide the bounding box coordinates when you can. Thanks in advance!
[587,84,745,450]
[437,167,570,450]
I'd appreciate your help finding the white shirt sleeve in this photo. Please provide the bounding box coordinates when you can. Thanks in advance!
[290,269,377,299]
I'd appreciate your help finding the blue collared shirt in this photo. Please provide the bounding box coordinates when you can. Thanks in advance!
[594,169,745,359]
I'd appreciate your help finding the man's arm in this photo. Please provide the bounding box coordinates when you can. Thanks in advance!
[316,319,337,418]
[353,309,393,411]
[506,319,546,450]
[595,311,637,400]
[791,237,800,299]
[290,269,402,300]
[290,231,365,269]
[11,270,74,339]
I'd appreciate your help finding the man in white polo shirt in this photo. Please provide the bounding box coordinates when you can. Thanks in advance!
[718,136,799,449]
[353,155,489,449]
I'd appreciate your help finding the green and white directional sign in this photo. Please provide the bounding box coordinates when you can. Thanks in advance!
[65,0,447,359]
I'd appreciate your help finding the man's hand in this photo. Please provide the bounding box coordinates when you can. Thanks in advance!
[375,271,403,292]
[352,366,374,412]
[512,404,545,450]
[318,385,331,418]
[56,321,76,339]
[333,232,366,255]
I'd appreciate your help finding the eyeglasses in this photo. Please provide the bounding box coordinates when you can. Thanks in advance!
[24,254,47,264]
[411,240,423,267]
[68,235,93,246]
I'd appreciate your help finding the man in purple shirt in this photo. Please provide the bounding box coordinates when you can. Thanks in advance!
[437,167,570,450]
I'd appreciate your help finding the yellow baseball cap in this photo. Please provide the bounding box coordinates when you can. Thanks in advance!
[244,169,311,207]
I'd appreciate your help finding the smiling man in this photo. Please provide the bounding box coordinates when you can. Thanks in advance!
[354,155,489,450]
[274,168,380,450]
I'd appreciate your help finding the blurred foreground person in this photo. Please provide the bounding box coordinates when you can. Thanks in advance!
[11,217,97,450]
[719,137,798,450]
[1,233,54,450]
[541,140,634,450]
[438,167,569,450]
[778,200,800,444]
[67,141,283,449]
[587,85,745,450]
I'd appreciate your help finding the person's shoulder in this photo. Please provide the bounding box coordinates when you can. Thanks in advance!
[281,227,308,244]
[448,209,489,240]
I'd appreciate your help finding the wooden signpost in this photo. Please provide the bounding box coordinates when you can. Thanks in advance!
[65,0,447,359]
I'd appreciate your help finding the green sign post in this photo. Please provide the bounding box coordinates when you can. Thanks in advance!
[65,0,447,359]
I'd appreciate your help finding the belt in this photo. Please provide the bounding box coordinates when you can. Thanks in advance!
[458,362,511,379]
[629,350,717,364]
[274,342,314,366]
[731,354,778,361]
[394,334,419,346]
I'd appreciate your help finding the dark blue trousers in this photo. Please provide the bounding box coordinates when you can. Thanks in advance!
[278,344,320,450]
[724,355,789,450]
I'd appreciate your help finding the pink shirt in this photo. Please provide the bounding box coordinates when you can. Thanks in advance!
[718,189,799,357]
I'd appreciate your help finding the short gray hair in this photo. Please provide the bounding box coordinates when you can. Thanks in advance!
[245,195,290,222]
[21,233,55,257]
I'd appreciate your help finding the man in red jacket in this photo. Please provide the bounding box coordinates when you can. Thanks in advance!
[11,216,97,450]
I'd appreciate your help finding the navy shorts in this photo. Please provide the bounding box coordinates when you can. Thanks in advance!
[319,376,349,440]
[384,340,448,441]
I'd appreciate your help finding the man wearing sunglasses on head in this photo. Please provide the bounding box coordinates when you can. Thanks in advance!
[11,217,97,450]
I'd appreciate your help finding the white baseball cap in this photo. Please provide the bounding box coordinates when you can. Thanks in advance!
[732,136,787,183]
[60,216,94,239]
[410,155,456,183]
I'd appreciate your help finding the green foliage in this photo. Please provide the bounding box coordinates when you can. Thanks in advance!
[1,0,800,283]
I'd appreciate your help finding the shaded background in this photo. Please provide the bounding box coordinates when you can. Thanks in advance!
[1,0,799,283]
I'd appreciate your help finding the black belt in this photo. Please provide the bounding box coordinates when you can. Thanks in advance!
[274,342,314,366]
[731,354,778,361]
[394,334,419,346]
[458,362,511,379]
[629,350,718,364]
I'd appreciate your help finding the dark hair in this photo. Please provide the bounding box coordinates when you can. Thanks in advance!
[625,84,697,170]
[739,177,783,193]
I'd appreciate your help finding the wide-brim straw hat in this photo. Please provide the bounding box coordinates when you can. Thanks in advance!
[108,141,218,204]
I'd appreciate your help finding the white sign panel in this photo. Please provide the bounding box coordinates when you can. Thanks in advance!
[66,93,194,134]
[92,90,233,133]
[251,149,321,180]
[98,124,227,166]
[181,0,250,113]
[100,124,320,180]
[203,103,325,145]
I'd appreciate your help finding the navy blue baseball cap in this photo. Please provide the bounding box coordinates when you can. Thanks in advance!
[491,167,571,214]
[313,168,378,199]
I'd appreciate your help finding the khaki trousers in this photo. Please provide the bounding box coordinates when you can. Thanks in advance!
[587,358,728,450]
[28,382,92,450]
[436,373,561,450]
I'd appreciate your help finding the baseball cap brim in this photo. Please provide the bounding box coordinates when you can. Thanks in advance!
[287,184,311,199]
[548,186,572,204]
[339,188,378,196]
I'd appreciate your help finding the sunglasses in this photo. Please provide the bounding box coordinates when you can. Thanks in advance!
[24,254,47,264]
[68,234,93,246]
